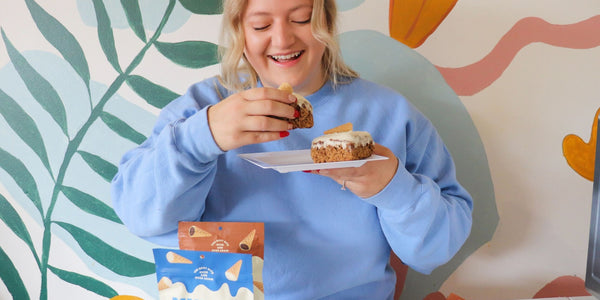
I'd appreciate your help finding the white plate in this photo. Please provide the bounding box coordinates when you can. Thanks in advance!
[238,149,388,173]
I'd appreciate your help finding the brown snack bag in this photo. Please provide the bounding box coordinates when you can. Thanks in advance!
[179,222,265,299]
[179,222,264,257]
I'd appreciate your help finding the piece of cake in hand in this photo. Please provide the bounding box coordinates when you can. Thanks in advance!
[311,123,374,163]
[278,83,313,129]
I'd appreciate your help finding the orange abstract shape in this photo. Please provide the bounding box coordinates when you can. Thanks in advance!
[437,15,600,96]
[447,293,466,300]
[423,291,447,300]
[110,296,144,300]
[533,275,591,298]
[563,108,599,181]
[389,0,458,48]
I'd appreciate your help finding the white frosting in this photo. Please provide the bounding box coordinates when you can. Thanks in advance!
[159,282,253,300]
[293,93,313,112]
[311,131,373,149]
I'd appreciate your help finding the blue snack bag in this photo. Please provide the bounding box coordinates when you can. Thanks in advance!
[153,248,253,300]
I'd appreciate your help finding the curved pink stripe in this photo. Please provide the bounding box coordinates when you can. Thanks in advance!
[437,15,600,96]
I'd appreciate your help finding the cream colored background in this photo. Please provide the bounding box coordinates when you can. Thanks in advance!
[1,0,599,299]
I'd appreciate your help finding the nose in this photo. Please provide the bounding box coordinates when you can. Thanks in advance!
[271,21,295,48]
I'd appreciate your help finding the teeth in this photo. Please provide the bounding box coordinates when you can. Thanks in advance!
[271,51,301,60]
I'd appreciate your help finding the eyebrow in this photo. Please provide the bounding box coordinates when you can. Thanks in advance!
[244,4,313,19]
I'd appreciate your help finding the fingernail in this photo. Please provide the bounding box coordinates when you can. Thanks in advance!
[302,170,311,173]
[294,110,300,118]
[279,131,289,138]
[289,94,297,102]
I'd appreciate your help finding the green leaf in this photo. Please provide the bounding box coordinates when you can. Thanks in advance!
[77,151,118,183]
[178,0,223,14]
[0,88,52,175]
[24,0,91,93]
[91,0,122,73]
[100,111,147,145]
[0,147,43,217]
[48,265,118,298]
[61,185,122,224]
[0,193,39,266]
[0,246,30,300]
[126,75,180,109]
[120,0,147,42]
[1,29,69,136]
[154,40,219,69]
[54,222,155,277]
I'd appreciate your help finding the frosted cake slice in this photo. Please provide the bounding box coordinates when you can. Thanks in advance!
[311,123,374,163]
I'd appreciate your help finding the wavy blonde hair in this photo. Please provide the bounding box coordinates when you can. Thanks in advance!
[217,0,358,92]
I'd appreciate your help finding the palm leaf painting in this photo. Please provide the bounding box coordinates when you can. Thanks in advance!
[0,0,221,298]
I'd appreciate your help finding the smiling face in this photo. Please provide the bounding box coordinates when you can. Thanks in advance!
[242,0,327,95]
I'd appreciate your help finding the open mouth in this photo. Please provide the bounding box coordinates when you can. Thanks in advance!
[269,50,304,63]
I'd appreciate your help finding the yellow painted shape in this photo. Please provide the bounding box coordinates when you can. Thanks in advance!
[389,0,458,48]
[110,296,144,300]
[563,108,599,181]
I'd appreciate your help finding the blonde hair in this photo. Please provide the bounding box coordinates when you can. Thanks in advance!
[217,0,358,92]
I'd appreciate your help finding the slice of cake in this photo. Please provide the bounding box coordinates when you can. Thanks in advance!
[278,83,313,129]
[311,123,374,163]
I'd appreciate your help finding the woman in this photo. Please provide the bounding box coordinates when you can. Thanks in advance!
[111,0,473,298]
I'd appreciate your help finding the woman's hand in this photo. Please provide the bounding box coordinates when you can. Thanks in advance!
[207,87,298,151]
[309,144,400,198]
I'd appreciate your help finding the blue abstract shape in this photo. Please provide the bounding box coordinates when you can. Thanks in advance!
[340,30,498,299]
[76,0,192,33]
[337,0,365,11]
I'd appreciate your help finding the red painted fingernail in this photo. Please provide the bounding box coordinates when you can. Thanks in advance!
[303,170,311,173]
[294,110,300,118]
[279,131,289,138]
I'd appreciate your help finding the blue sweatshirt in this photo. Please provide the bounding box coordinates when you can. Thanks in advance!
[111,76,473,300]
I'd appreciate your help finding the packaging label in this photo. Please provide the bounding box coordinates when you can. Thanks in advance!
[153,249,253,300]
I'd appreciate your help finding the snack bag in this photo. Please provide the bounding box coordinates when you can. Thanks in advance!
[153,248,253,300]
[178,222,265,299]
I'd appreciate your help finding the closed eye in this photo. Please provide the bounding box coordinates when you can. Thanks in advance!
[293,18,311,24]
[253,24,270,31]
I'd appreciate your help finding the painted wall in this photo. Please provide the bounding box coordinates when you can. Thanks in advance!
[0,0,598,299]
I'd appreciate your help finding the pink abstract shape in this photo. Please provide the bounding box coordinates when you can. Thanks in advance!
[437,15,600,96]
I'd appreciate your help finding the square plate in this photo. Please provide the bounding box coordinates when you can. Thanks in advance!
[238,149,388,173]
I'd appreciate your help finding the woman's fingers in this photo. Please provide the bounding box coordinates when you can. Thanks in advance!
[244,99,297,120]
[207,87,298,151]
[310,144,399,198]
[241,87,297,104]
[241,115,293,132]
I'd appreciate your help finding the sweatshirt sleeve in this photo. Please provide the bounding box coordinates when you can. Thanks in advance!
[110,83,224,244]
[362,114,474,275]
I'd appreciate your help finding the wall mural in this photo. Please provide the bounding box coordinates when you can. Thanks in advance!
[563,108,599,182]
[0,0,221,299]
[0,0,597,299]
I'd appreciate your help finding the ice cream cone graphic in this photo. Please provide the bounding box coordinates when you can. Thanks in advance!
[188,225,212,237]
[239,229,256,251]
[166,251,192,264]
[157,277,173,290]
[225,259,243,281]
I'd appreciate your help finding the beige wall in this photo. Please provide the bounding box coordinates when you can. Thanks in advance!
[0,0,599,299]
